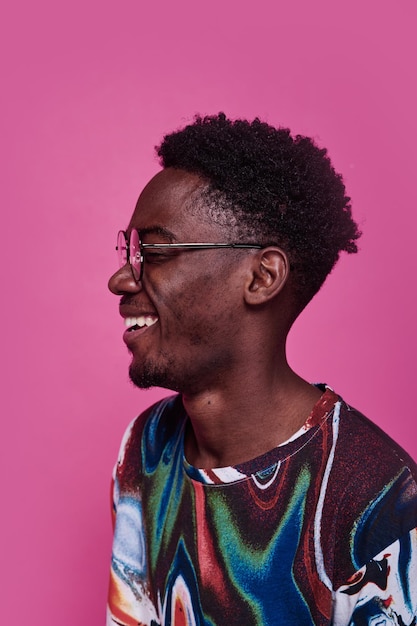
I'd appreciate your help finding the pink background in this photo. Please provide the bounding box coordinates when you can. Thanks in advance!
[1,0,416,622]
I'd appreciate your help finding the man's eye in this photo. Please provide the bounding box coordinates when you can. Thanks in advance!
[143,250,170,262]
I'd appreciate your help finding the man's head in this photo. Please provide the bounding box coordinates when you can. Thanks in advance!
[156,112,361,313]
[109,113,361,392]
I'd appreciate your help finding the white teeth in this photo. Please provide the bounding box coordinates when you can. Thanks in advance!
[124,316,158,329]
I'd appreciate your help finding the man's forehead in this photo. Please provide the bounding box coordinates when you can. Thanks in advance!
[127,168,212,234]
[136,168,204,209]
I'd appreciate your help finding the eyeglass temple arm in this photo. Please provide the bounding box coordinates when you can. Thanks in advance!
[140,243,263,249]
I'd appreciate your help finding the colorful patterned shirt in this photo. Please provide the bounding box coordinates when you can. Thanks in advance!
[107,388,417,625]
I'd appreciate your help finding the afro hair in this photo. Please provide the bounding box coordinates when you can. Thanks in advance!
[157,113,361,310]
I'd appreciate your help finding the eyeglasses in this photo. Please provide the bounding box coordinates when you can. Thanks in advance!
[116,229,263,282]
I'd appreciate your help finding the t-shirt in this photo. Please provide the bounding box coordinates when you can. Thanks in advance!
[107,387,417,625]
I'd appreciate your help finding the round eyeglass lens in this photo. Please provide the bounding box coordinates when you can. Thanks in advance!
[117,231,128,267]
[129,229,141,281]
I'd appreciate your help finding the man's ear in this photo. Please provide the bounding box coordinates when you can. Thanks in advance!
[244,247,289,305]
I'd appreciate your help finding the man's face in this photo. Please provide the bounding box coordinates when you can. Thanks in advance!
[108,168,250,394]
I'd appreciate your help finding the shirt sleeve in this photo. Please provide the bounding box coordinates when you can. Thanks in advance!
[332,528,417,625]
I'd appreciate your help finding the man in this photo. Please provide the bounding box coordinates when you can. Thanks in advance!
[107,113,417,625]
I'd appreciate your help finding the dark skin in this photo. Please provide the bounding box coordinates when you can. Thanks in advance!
[108,168,322,469]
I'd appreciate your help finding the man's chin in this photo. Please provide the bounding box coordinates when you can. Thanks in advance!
[128,363,178,392]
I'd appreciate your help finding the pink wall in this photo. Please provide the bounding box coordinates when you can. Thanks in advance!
[1,0,416,622]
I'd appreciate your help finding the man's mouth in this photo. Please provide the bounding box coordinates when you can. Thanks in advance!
[124,315,159,332]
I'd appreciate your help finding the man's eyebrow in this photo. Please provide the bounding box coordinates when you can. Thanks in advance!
[137,226,177,242]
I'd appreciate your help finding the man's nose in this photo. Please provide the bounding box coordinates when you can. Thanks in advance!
[108,264,142,295]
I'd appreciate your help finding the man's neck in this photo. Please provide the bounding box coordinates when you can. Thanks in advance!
[182,364,323,469]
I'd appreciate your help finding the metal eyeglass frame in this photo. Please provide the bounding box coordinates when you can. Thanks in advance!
[116,229,263,282]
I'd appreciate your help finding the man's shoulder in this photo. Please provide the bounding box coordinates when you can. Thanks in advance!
[327,400,417,571]
[113,395,184,493]
[308,397,417,584]
[335,400,417,478]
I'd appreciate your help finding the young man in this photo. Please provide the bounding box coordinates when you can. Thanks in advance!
[107,114,417,625]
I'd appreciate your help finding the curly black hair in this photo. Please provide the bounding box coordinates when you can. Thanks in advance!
[156,113,361,310]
